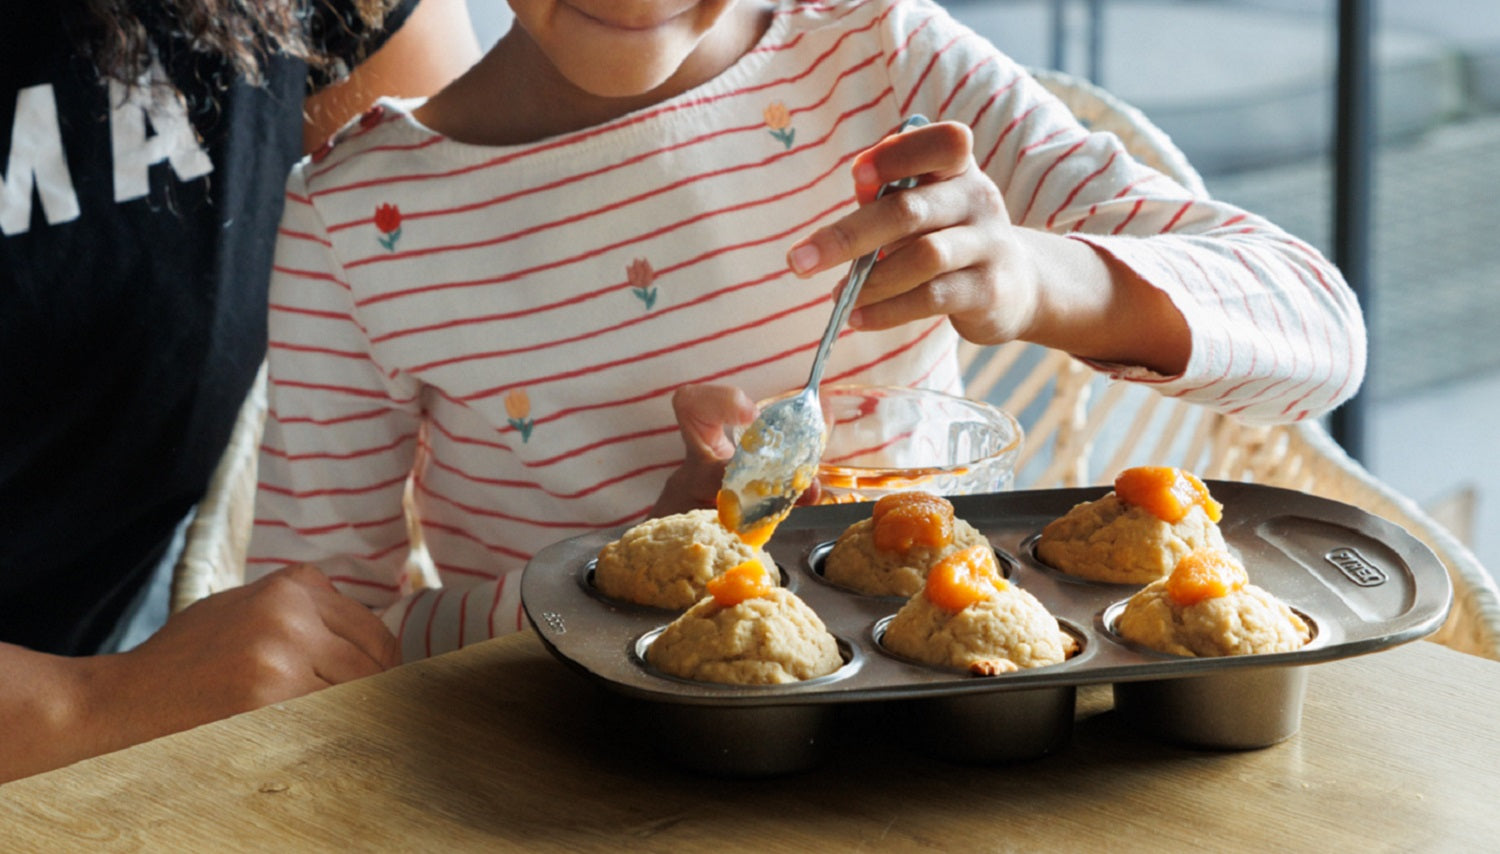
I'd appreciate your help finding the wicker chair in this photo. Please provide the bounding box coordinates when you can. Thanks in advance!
[168,361,267,613]
[170,69,1500,661]
[965,67,1500,660]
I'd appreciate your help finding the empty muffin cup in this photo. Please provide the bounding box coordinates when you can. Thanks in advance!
[630,698,841,777]
[901,684,1077,763]
[873,617,1083,763]
[1112,665,1310,749]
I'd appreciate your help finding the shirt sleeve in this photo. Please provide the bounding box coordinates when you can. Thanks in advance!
[248,164,526,661]
[880,0,1366,424]
[247,164,424,609]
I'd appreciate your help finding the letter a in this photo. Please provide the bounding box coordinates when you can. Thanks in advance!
[109,61,214,202]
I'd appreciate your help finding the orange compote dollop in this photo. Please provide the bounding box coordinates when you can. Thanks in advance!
[706,560,775,607]
[1114,466,1223,524]
[924,545,1008,613]
[871,491,955,553]
[1165,549,1248,607]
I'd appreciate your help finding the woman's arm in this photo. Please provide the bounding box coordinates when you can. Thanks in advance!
[0,565,398,783]
[301,0,481,153]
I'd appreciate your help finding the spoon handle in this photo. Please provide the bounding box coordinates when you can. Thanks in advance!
[804,114,930,389]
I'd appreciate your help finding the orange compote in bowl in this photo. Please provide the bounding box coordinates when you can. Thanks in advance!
[741,384,1022,506]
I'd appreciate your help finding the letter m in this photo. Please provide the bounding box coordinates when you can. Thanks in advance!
[1,84,80,236]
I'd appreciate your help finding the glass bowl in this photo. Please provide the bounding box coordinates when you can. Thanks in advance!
[747,384,1023,505]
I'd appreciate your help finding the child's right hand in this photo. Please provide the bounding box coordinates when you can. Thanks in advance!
[783,119,1190,374]
[783,119,1043,347]
[650,384,758,517]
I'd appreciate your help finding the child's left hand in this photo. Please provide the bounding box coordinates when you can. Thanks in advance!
[650,384,757,517]
[651,384,826,518]
[784,120,1040,347]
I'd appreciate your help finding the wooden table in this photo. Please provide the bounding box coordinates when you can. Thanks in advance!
[4,632,1498,851]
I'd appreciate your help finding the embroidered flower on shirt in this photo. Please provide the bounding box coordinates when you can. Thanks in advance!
[628,258,658,310]
[310,136,337,164]
[374,203,402,251]
[764,101,795,149]
[359,104,386,130]
[505,389,535,442]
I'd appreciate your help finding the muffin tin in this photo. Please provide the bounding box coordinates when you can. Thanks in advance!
[521,482,1452,776]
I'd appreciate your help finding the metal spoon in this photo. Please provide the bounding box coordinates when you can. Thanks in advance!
[718,115,930,542]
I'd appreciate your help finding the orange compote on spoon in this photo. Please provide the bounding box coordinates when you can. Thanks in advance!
[1114,466,1223,524]
[871,491,955,553]
[924,544,1007,614]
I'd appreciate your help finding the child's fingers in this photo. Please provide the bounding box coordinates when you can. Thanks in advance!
[851,227,1037,344]
[849,267,978,330]
[788,123,978,278]
[852,120,974,205]
[850,215,991,309]
[671,384,756,461]
[788,182,961,277]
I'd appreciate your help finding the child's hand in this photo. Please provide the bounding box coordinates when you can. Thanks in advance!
[650,384,757,517]
[785,120,1039,346]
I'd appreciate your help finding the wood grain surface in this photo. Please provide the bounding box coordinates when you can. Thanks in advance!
[4,633,1497,852]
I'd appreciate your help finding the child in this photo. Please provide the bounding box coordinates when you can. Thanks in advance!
[248,0,1364,662]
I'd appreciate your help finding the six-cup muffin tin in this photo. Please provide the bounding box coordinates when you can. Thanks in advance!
[521,482,1452,776]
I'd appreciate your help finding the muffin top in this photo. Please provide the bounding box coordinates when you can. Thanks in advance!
[881,545,1075,674]
[824,492,991,597]
[594,509,775,609]
[1115,549,1311,657]
[1036,467,1228,584]
[646,562,842,685]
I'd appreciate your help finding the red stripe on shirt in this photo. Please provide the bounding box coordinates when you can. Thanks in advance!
[251,511,406,538]
[421,518,530,564]
[1046,151,1116,229]
[1019,138,1087,225]
[417,478,643,529]
[370,194,851,344]
[978,102,1040,172]
[269,406,393,427]
[344,93,891,281]
[1111,199,1145,234]
[424,447,679,501]
[457,293,832,404]
[335,574,404,594]
[487,574,507,638]
[259,432,416,463]
[257,471,409,500]
[272,264,351,291]
[900,31,965,117]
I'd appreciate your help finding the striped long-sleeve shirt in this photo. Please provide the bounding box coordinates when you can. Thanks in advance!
[247,0,1365,661]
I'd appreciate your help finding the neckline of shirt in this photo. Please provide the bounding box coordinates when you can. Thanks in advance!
[378,3,807,168]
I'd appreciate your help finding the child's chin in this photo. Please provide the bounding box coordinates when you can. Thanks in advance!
[570,63,685,100]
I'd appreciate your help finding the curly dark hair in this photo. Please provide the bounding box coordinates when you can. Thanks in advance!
[73,0,397,84]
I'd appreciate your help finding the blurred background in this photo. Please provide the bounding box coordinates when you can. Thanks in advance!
[463,1,1500,580]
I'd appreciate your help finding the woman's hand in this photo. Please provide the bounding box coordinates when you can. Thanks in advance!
[117,563,401,716]
[0,563,398,782]
[650,384,757,517]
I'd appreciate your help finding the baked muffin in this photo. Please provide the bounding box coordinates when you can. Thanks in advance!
[823,491,991,596]
[1116,548,1311,657]
[1036,466,1227,584]
[594,509,775,609]
[881,545,1075,675]
[646,561,842,685]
